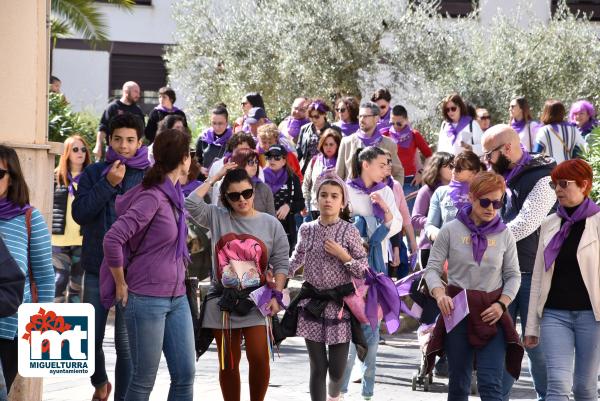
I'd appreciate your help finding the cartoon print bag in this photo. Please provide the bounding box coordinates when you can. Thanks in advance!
[215,233,268,290]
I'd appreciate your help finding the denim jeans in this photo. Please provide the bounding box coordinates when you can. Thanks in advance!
[341,323,380,398]
[402,177,420,215]
[123,292,195,401]
[83,272,132,401]
[446,318,506,401]
[0,362,7,401]
[541,309,600,401]
[502,273,547,401]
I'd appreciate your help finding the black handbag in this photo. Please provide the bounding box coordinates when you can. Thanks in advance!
[0,236,25,317]
[195,293,215,360]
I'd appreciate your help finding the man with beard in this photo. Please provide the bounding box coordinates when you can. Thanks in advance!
[482,125,556,401]
[93,81,146,159]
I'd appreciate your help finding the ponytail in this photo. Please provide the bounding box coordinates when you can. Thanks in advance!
[142,163,165,188]
[142,128,191,189]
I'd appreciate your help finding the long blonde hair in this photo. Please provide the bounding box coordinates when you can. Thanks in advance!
[55,135,91,186]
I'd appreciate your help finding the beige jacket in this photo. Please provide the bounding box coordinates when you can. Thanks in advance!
[525,212,600,338]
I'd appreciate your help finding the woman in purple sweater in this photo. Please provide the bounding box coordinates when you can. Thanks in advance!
[103,129,195,400]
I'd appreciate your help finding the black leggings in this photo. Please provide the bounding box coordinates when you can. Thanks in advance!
[0,338,18,394]
[305,340,350,401]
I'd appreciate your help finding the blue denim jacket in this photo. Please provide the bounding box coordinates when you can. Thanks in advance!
[353,216,390,275]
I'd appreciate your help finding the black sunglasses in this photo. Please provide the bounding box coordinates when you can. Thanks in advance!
[266,154,283,161]
[549,180,576,190]
[392,121,404,127]
[336,108,346,113]
[0,169,8,180]
[444,106,458,113]
[226,188,254,202]
[246,159,258,166]
[479,198,503,209]
[72,147,87,153]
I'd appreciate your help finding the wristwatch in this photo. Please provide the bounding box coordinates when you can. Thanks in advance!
[495,300,507,313]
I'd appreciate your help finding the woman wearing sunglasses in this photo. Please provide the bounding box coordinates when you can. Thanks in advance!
[524,159,600,401]
[424,171,522,400]
[52,135,91,303]
[185,166,289,401]
[334,96,360,137]
[437,93,484,156]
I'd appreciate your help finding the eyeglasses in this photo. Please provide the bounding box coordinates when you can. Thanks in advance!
[479,116,491,120]
[226,188,254,202]
[444,106,458,113]
[336,108,346,113]
[0,169,8,180]
[359,114,376,119]
[483,143,505,161]
[246,159,258,166]
[392,121,404,127]
[293,106,307,112]
[72,147,87,153]
[549,180,576,190]
[309,114,323,120]
[266,154,283,161]
[478,198,503,209]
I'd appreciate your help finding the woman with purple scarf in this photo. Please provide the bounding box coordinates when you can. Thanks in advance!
[424,172,522,400]
[144,86,187,144]
[509,96,540,152]
[425,151,484,243]
[196,104,233,170]
[334,96,360,137]
[102,129,196,400]
[52,135,91,303]
[437,93,484,156]
[525,159,600,401]
[371,88,392,136]
[569,99,598,140]
[302,128,342,220]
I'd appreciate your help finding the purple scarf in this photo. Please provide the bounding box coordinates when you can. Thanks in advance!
[181,180,202,197]
[503,150,532,186]
[335,121,360,137]
[317,153,337,170]
[263,167,288,194]
[155,105,182,113]
[364,268,401,334]
[510,119,526,133]
[447,179,470,209]
[376,109,392,135]
[384,176,395,190]
[285,117,309,139]
[457,205,507,265]
[543,198,600,271]
[251,175,262,184]
[157,179,190,262]
[347,177,387,220]
[101,146,150,177]
[388,125,414,148]
[67,172,82,196]
[200,126,233,147]
[0,197,31,220]
[446,116,472,145]
[356,128,383,147]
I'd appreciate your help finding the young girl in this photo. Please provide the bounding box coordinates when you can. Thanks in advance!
[52,135,91,303]
[289,171,368,401]
[263,144,305,253]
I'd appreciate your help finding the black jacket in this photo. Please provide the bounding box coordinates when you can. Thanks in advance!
[52,183,69,235]
[145,108,187,144]
[296,122,341,175]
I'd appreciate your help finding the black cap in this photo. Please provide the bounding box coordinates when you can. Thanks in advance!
[246,107,267,124]
[265,144,287,157]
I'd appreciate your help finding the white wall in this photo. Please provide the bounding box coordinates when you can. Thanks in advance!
[52,48,110,114]
[480,0,551,28]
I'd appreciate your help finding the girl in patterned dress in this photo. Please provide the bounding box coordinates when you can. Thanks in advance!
[289,171,369,401]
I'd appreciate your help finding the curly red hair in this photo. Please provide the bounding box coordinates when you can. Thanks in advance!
[551,159,593,196]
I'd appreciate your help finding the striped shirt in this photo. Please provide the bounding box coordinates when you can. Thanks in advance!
[0,209,54,340]
[534,123,587,164]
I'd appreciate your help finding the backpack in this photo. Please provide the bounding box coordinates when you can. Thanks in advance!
[215,233,269,289]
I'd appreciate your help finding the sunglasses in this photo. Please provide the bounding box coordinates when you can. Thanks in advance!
[444,106,458,113]
[336,108,346,113]
[72,146,87,153]
[479,198,503,209]
[392,121,404,127]
[246,159,258,166]
[266,155,283,161]
[226,188,254,202]
[483,143,505,161]
[549,180,576,190]
[479,116,491,120]
[0,169,8,180]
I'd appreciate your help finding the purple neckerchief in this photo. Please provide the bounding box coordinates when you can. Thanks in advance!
[285,116,309,139]
[356,128,383,147]
[388,124,413,148]
[376,109,392,135]
[335,121,360,137]
[181,180,203,198]
[263,167,288,194]
[67,172,82,196]
[446,116,472,145]
[456,204,507,265]
[503,149,532,186]
[101,146,150,177]
[155,105,182,113]
[347,177,387,220]
[447,179,470,209]
[157,179,190,262]
[200,126,233,147]
[0,197,31,220]
[364,268,401,334]
[318,153,337,170]
[543,198,600,271]
[384,176,394,190]
[510,119,526,133]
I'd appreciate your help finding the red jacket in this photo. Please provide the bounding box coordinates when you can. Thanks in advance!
[383,129,432,176]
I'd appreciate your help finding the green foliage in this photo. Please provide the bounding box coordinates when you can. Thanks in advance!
[584,127,600,202]
[48,92,97,155]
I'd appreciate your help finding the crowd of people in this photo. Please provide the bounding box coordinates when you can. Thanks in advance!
[0,79,598,401]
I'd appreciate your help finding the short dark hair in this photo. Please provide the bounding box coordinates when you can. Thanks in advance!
[143,129,191,188]
[108,113,144,140]
[225,133,256,153]
[541,99,566,125]
[391,105,408,119]
[211,105,229,121]
[158,86,176,104]
[351,146,386,179]
[0,145,29,207]
[159,114,188,134]
[370,88,392,103]
[244,92,265,110]
[220,169,254,211]
[50,76,61,84]
[421,152,454,188]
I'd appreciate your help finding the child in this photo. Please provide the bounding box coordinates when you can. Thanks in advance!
[263,144,304,254]
[72,112,149,401]
[288,171,369,401]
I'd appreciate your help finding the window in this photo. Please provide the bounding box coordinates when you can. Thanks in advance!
[412,0,477,18]
[551,0,600,21]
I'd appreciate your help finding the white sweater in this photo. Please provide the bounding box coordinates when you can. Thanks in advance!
[437,120,483,156]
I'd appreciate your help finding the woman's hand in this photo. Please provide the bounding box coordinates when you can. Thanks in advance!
[324,239,352,263]
[369,192,387,210]
[217,161,238,180]
[481,302,503,326]
[116,283,128,307]
[524,336,539,349]
[436,294,454,317]
[276,203,291,220]
[266,297,281,316]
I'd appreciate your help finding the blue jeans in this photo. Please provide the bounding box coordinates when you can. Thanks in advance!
[502,273,547,401]
[341,323,380,398]
[402,177,419,214]
[541,309,600,401]
[83,272,132,401]
[123,293,195,401]
[446,318,506,401]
